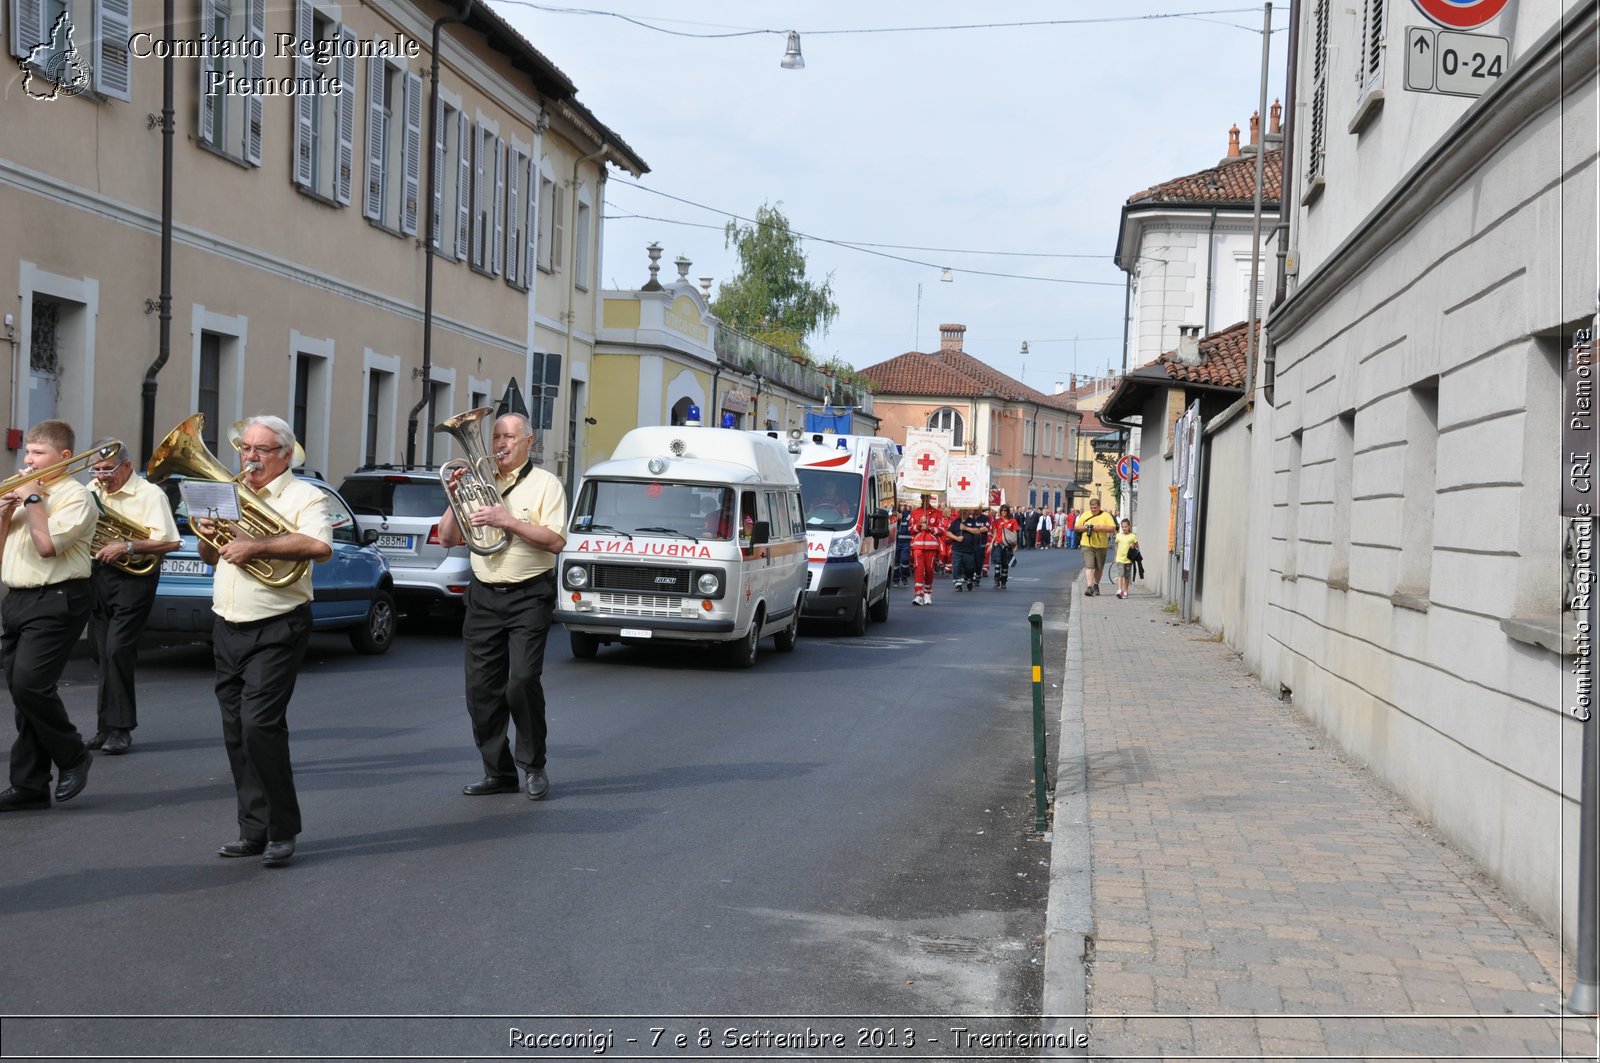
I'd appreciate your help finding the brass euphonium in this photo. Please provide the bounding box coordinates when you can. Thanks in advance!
[89,500,158,576]
[434,406,510,556]
[146,414,311,588]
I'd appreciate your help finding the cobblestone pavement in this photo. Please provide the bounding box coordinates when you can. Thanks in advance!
[1075,583,1597,1061]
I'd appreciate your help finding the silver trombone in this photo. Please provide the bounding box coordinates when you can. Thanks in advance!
[434,406,510,556]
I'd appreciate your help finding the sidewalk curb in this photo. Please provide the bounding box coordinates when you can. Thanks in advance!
[1041,580,1090,1055]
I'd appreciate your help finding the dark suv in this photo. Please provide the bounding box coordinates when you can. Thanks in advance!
[338,468,472,616]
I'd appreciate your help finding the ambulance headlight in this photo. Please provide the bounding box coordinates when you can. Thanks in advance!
[695,570,723,597]
[564,564,590,590]
[828,532,861,558]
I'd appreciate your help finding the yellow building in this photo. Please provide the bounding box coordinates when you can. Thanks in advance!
[1,0,643,492]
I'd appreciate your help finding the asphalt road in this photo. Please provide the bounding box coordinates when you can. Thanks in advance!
[0,547,1081,1060]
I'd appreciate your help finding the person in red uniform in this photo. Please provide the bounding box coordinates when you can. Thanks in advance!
[908,493,944,606]
[990,505,1019,589]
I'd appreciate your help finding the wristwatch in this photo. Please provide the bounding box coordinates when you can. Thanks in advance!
[22,494,42,507]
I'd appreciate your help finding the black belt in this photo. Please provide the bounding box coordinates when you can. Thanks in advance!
[7,578,90,593]
[480,571,555,593]
[220,603,311,630]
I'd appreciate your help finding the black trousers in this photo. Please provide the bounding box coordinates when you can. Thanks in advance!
[2,579,92,793]
[463,574,555,780]
[213,604,311,842]
[90,564,160,732]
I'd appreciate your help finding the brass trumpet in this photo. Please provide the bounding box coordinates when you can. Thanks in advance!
[435,406,510,556]
[0,440,124,497]
[146,414,310,588]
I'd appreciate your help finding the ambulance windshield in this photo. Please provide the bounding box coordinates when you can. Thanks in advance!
[797,470,862,531]
[571,480,738,541]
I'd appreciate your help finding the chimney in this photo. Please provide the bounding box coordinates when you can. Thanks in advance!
[1176,325,1204,366]
[939,323,966,353]
[1226,124,1241,158]
[1269,98,1282,136]
[1249,110,1261,146]
[1054,380,1066,395]
[1070,372,1078,393]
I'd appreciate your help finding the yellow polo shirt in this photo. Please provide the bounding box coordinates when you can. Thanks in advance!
[2,478,97,588]
[1080,511,1117,550]
[91,472,180,557]
[468,463,567,585]
[211,471,332,623]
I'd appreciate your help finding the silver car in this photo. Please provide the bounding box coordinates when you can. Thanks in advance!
[338,469,471,617]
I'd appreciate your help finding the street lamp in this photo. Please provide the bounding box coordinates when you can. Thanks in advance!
[780,31,804,69]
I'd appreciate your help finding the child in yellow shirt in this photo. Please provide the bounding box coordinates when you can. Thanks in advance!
[1112,520,1139,600]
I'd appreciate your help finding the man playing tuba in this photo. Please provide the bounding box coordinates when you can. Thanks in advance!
[195,416,331,867]
[86,441,180,755]
[0,421,99,811]
[439,411,566,802]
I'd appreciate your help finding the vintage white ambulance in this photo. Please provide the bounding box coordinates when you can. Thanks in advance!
[555,426,808,667]
[778,429,899,635]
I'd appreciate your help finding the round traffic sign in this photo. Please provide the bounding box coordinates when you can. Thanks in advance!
[1117,455,1140,482]
[1411,0,1511,30]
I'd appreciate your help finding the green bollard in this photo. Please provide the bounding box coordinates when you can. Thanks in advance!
[1029,601,1047,833]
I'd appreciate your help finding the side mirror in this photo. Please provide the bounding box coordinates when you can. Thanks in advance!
[866,510,891,541]
[362,528,381,545]
[750,520,771,546]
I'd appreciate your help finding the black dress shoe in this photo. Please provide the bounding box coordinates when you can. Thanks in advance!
[103,729,132,755]
[85,730,108,751]
[0,786,50,812]
[262,839,296,867]
[462,776,519,796]
[54,752,92,803]
[218,838,267,858]
[526,768,549,801]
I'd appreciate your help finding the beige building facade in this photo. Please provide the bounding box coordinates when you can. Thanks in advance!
[2,0,643,489]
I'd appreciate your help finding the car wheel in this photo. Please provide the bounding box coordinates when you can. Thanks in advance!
[845,585,868,637]
[569,630,600,659]
[867,579,890,623]
[349,590,396,655]
[774,599,800,653]
[727,609,762,668]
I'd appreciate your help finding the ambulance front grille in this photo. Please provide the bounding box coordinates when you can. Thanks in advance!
[595,592,679,616]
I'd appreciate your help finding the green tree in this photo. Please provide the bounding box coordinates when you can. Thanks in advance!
[712,202,839,359]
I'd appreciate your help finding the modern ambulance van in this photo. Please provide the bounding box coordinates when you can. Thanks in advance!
[555,426,807,667]
[779,430,899,635]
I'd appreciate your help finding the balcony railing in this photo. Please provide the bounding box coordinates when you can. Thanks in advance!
[713,325,871,412]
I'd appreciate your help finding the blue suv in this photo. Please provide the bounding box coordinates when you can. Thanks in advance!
[147,474,397,654]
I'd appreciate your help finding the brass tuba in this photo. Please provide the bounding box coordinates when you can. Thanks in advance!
[434,406,510,556]
[89,500,159,576]
[146,414,310,588]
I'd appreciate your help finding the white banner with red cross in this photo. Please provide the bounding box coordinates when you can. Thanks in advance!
[900,428,952,493]
[946,456,988,509]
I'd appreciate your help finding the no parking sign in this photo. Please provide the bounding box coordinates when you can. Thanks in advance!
[1411,0,1511,29]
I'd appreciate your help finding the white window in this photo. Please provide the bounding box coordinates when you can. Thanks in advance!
[536,166,556,271]
[1023,418,1035,456]
[505,144,531,289]
[293,2,353,204]
[198,0,264,165]
[433,95,467,254]
[190,306,246,458]
[471,125,504,273]
[1357,0,1386,98]
[365,60,421,233]
[9,0,131,101]
[928,407,965,448]
[361,349,400,467]
[1303,0,1330,194]
[573,184,592,291]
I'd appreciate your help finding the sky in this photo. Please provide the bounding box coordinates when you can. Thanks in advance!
[487,1,1290,390]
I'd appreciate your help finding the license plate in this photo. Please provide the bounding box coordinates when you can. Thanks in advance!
[375,533,415,549]
[620,627,653,639]
[161,558,212,576]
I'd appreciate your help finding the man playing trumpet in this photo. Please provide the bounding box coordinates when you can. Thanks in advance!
[194,416,331,867]
[439,411,566,802]
[86,441,180,755]
[0,420,99,811]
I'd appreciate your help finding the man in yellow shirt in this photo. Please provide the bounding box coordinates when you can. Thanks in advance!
[1078,497,1118,597]
[0,420,99,811]
[441,412,567,802]
[87,442,181,755]
[196,415,332,867]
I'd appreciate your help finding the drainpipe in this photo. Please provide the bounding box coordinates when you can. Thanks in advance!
[406,0,473,469]
[140,0,175,465]
[1263,0,1302,408]
[561,141,611,491]
[1203,206,1219,335]
[1243,1,1273,402]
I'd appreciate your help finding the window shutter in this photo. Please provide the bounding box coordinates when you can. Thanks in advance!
[245,0,265,164]
[93,0,132,101]
[335,25,355,204]
[1306,0,1329,183]
[364,58,385,221]
[400,70,422,235]
[197,0,217,142]
[10,0,43,61]
[551,180,565,270]
[431,96,445,248]
[504,150,521,286]
[1364,0,1385,88]
[469,129,485,266]
[491,137,504,275]
[292,0,314,188]
[534,160,547,281]
[455,112,471,260]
